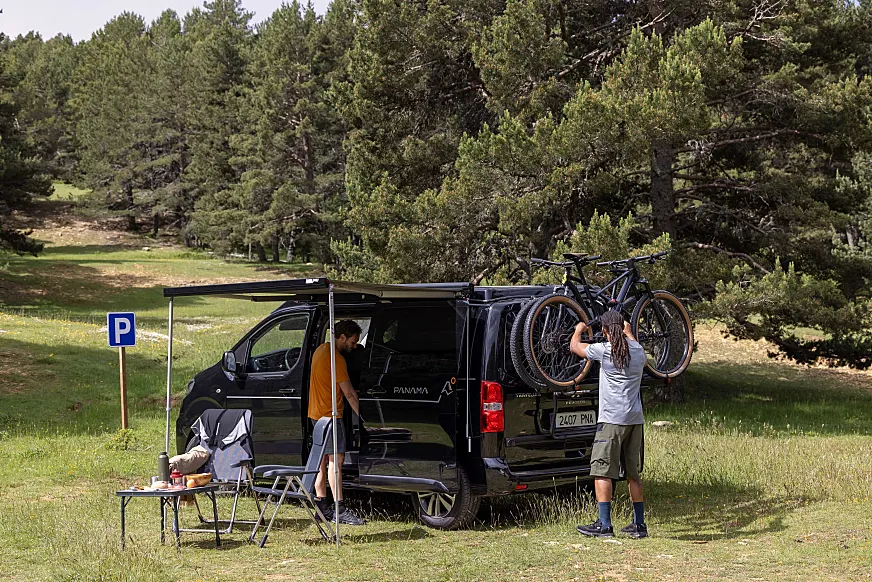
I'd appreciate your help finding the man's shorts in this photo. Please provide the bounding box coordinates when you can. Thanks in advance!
[590,423,643,480]
[310,417,347,454]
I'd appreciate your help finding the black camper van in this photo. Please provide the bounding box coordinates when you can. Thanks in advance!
[171,278,644,530]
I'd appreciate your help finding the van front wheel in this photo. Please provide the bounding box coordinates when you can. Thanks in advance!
[414,467,480,530]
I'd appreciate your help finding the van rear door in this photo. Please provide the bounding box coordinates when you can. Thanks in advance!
[492,302,598,476]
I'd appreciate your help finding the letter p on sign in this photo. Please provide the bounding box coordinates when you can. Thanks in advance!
[107,312,136,347]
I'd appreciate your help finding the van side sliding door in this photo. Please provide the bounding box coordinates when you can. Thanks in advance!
[226,310,312,467]
[358,302,460,493]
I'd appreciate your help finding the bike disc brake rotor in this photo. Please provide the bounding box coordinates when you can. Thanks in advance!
[531,303,584,382]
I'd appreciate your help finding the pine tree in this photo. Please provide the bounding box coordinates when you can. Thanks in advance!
[5,33,78,178]
[0,33,52,254]
[184,0,253,249]
[70,12,151,231]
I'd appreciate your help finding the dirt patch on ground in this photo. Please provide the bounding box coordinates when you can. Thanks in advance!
[9,200,175,250]
[694,324,872,393]
[0,348,55,394]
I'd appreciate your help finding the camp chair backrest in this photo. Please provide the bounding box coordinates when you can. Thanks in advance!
[188,409,254,481]
[301,417,336,492]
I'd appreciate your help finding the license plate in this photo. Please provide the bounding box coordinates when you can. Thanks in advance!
[552,410,596,430]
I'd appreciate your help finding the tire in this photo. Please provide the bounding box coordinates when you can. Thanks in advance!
[509,300,548,390]
[523,295,594,389]
[631,290,693,378]
[415,466,480,530]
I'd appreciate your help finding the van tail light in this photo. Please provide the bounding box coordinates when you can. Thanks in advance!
[480,380,504,433]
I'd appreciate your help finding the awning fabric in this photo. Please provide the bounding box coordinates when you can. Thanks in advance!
[163,278,472,300]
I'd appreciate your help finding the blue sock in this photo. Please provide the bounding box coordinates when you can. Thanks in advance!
[597,502,612,529]
[633,501,645,526]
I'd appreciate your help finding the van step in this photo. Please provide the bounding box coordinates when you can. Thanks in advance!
[508,465,592,481]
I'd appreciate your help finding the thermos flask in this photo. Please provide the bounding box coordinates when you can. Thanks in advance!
[158,451,170,482]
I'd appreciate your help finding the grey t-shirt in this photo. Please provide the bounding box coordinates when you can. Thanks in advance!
[586,340,646,425]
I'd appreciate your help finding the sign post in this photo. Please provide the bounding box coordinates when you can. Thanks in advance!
[107,312,136,430]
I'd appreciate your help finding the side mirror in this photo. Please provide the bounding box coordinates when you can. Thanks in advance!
[222,351,240,377]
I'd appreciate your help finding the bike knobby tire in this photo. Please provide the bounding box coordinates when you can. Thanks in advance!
[631,290,693,379]
[523,295,594,389]
[509,300,549,390]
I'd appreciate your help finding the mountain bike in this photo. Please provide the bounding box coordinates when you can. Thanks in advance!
[510,251,694,390]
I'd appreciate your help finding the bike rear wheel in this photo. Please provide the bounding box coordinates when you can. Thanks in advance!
[523,295,594,389]
[631,290,693,378]
[509,300,548,390]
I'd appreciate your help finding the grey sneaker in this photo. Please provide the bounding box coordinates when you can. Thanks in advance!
[334,504,366,526]
[576,519,614,538]
[620,522,648,538]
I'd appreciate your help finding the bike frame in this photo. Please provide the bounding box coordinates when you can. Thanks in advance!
[560,258,652,323]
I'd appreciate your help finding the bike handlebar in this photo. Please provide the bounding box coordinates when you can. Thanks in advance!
[531,254,602,268]
[596,250,668,267]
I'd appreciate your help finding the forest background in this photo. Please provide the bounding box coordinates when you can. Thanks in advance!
[3,0,872,368]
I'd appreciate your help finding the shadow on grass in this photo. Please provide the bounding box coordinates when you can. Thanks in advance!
[44,244,143,256]
[0,337,207,435]
[185,537,249,550]
[300,526,431,546]
[643,481,799,541]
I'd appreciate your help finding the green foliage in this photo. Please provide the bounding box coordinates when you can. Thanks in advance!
[703,261,872,368]
[6,0,872,366]
[0,34,53,255]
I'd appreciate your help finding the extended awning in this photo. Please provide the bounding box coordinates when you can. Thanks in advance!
[163,278,472,300]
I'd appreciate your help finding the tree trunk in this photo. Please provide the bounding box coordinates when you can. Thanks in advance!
[646,0,667,34]
[303,132,315,190]
[271,237,280,262]
[255,242,267,262]
[151,214,160,238]
[648,374,686,406]
[124,184,136,231]
[650,139,676,238]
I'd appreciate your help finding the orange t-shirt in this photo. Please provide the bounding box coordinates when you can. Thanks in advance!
[307,342,349,420]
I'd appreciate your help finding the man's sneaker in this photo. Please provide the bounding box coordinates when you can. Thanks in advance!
[620,522,648,539]
[576,519,614,538]
[334,504,366,526]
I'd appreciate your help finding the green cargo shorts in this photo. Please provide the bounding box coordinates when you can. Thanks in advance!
[589,423,644,480]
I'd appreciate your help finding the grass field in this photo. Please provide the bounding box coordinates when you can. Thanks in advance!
[1,197,871,581]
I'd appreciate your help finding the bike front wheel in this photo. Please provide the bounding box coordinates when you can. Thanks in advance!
[631,290,693,378]
[523,295,594,389]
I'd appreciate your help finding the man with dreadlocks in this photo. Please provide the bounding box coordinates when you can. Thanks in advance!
[570,310,648,539]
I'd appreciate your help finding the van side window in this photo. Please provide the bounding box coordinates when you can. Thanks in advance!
[370,306,456,372]
[246,313,310,374]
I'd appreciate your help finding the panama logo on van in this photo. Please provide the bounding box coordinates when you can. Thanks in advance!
[393,386,428,395]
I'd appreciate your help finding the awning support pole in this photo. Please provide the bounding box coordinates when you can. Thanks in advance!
[165,297,174,454]
[328,284,340,548]
[466,302,472,453]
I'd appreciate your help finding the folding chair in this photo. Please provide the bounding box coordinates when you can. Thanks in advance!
[182,408,261,534]
[248,417,336,547]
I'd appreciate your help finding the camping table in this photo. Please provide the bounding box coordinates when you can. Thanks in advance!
[116,485,221,550]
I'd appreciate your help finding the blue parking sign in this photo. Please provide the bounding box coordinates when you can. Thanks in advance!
[107,312,136,347]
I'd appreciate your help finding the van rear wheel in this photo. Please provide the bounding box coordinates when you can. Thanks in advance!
[414,467,479,530]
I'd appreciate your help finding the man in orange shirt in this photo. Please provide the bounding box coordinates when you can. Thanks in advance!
[308,319,365,525]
